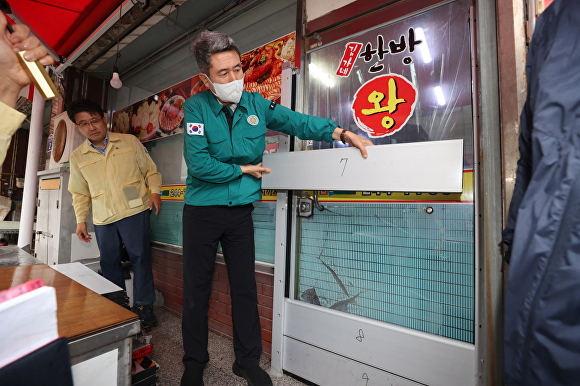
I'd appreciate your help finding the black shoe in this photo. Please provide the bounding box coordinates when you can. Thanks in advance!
[181,366,204,386]
[134,305,157,328]
[232,361,273,386]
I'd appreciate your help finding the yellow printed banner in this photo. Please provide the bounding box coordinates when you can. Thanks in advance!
[261,170,474,203]
[160,185,187,201]
[161,171,473,203]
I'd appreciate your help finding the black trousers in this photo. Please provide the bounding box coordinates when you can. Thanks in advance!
[182,203,262,369]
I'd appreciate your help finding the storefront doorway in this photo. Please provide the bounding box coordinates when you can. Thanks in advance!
[272,1,478,384]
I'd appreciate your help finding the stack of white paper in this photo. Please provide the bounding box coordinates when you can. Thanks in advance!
[0,286,58,368]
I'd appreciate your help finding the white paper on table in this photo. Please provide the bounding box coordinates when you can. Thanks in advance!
[51,262,122,295]
[0,286,58,368]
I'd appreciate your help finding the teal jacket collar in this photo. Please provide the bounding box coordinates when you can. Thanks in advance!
[201,89,250,117]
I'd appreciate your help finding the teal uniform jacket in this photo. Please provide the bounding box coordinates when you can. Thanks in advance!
[183,90,337,206]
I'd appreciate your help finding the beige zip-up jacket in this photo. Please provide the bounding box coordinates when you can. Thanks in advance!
[0,101,25,167]
[68,132,162,225]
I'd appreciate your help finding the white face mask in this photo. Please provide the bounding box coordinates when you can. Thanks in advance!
[204,75,244,104]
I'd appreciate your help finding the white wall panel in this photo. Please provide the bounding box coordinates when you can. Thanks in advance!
[305,0,356,21]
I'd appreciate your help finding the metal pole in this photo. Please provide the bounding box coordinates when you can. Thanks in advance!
[475,0,503,384]
[18,87,44,249]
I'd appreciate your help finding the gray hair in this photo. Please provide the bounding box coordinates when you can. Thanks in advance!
[192,30,240,75]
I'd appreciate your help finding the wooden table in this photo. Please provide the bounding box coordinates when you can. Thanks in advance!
[0,263,140,385]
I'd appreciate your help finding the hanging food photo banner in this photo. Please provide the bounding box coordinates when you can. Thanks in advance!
[112,76,203,142]
[241,32,296,102]
[112,32,296,142]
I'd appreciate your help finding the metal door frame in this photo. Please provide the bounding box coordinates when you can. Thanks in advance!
[270,0,502,384]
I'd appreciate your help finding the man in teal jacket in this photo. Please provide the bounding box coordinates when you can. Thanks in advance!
[181,30,372,386]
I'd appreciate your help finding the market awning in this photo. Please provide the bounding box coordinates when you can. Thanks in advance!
[7,0,122,59]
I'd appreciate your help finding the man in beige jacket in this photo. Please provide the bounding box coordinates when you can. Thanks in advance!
[68,99,162,328]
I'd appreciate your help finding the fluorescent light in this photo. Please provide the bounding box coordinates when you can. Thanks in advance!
[309,63,335,87]
[409,61,417,86]
[356,69,364,85]
[415,27,432,64]
[434,86,446,105]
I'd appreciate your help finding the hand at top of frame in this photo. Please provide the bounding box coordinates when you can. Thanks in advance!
[0,14,54,108]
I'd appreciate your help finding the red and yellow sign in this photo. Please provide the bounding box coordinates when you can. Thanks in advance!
[352,74,417,138]
[336,42,363,77]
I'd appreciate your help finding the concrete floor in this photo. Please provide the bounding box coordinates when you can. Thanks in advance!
[146,306,311,386]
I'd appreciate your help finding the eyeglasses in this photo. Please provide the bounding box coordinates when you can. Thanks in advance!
[77,118,103,129]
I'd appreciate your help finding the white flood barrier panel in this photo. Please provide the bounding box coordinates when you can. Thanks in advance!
[262,139,463,193]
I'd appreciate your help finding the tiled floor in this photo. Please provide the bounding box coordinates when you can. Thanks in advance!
[146,306,310,386]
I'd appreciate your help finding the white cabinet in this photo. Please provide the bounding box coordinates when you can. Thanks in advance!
[35,182,57,264]
[35,168,99,265]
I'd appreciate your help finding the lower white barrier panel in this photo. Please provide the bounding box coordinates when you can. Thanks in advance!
[283,299,475,386]
[283,337,424,386]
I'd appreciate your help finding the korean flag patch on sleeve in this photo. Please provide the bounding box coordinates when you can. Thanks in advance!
[187,123,204,136]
